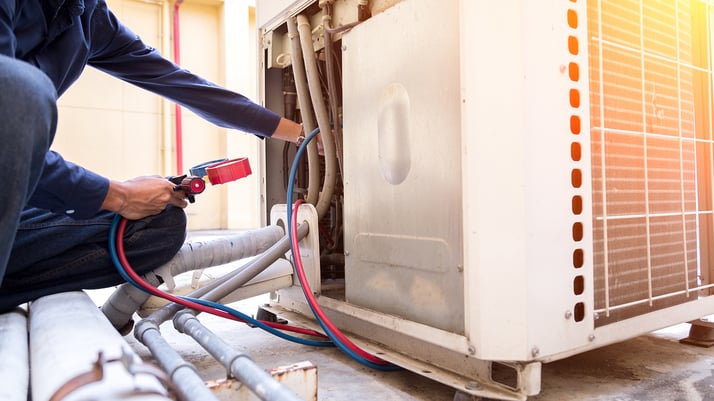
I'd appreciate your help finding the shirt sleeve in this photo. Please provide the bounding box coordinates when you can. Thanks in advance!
[0,0,16,56]
[86,0,281,138]
[28,151,110,219]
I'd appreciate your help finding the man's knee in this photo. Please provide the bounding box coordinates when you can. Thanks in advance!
[148,206,187,254]
[0,56,56,104]
[0,55,57,144]
[156,205,188,232]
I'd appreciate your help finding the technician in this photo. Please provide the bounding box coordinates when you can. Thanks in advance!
[0,0,304,311]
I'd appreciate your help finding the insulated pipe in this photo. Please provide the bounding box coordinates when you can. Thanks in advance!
[0,308,28,401]
[132,227,308,401]
[30,292,170,401]
[102,225,285,330]
[102,276,160,332]
[144,224,309,325]
[174,311,304,401]
[286,17,321,206]
[158,225,285,277]
[296,14,337,219]
[186,223,310,305]
[134,319,220,401]
[322,5,344,178]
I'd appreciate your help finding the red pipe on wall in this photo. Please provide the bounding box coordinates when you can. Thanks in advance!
[173,0,184,174]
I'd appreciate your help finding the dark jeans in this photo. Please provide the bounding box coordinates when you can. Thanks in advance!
[0,55,187,312]
[0,207,186,312]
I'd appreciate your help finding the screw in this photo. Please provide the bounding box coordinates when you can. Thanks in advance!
[564,310,573,320]
[588,334,596,342]
[467,345,476,355]
[465,381,481,390]
[531,346,540,357]
[342,44,347,51]
[344,251,350,257]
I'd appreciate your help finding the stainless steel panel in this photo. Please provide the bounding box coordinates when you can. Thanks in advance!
[342,0,464,333]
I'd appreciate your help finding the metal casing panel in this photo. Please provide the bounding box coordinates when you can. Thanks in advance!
[262,0,714,367]
[342,0,464,334]
[460,0,595,361]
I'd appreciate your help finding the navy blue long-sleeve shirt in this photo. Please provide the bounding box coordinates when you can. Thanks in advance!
[0,0,281,218]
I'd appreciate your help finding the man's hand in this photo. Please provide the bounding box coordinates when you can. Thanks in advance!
[101,175,188,220]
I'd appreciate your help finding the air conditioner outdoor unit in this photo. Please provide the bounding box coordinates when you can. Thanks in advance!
[258,0,714,399]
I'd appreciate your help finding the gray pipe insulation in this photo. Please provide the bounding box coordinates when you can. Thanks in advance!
[142,224,309,326]
[29,292,172,401]
[322,5,345,179]
[131,225,310,401]
[0,308,29,401]
[133,318,221,401]
[286,16,321,206]
[174,311,304,401]
[296,14,338,219]
[102,225,285,330]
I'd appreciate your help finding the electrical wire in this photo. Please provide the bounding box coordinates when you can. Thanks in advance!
[108,214,331,347]
[287,128,400,371]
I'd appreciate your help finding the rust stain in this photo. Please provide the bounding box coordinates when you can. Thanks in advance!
[206,377,241,391]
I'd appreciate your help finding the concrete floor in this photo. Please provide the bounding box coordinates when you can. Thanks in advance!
[123,295,460,401]
[110,291,714,401]
[534,325,714,401]
[90,229,714,401]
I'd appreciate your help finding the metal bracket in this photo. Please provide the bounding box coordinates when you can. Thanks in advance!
[270,203,321,295]
[48,345,178,401]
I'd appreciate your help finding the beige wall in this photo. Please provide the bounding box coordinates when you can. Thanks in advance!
[54,0,164,182]
[53,0,263,230]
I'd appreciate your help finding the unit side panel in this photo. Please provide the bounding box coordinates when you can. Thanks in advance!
[460,0,531,361]
[461,0,595,361]
[522,0,596,359]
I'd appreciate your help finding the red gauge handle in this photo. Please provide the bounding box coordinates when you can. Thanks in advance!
[205,157,252,185]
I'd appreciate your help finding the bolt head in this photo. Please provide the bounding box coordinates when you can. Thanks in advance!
[531,347,540,357]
